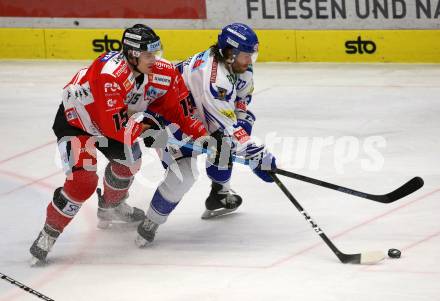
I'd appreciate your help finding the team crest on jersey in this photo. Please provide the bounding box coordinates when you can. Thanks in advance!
[217,87,228,100]
[209,84,233,101]
[151,74,171,86]
[145,86,167,102]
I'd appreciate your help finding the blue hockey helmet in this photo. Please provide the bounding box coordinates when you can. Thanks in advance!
[218,23,259,59]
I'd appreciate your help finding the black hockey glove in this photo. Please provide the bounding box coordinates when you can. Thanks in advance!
[141,111,169,148]
[203,130,233,169]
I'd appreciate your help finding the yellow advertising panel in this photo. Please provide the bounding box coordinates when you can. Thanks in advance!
[0,28,439,63]
[257,30,297,62]
[45,29,122,59]
[0,28,46,59]
[297,30,440,63]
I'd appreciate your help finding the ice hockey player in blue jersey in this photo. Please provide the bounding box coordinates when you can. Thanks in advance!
[135,23,277,247]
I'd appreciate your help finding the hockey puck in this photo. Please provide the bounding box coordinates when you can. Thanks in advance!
[388,248,401,258]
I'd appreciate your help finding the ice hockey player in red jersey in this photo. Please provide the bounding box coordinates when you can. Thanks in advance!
[29,24,206,265]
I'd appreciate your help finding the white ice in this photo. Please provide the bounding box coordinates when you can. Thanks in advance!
[0,61,439,301]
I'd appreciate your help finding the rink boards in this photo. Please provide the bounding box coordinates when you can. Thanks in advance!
[0,28,439,62]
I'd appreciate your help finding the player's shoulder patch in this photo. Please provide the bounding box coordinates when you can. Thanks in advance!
[101,53,126,78]
[191,50,210,72]
[100,51,119,62]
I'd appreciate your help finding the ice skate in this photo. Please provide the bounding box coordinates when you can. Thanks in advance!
[201,182,243,219]
[96,188,145,229]
[29,224,61,266]
[135,218,159,247]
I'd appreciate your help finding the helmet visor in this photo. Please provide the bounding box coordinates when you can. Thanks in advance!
[235,50,259,65]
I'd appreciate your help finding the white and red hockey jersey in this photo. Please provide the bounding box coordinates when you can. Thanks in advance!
[62,51,206,145]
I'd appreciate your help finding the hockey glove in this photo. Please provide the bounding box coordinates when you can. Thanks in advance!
[141,111,169,148]
[203,130,233,170]
[236,110,256,135]
[246,146,277,183]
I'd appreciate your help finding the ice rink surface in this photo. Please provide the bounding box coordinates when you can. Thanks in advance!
[0,61,439,301]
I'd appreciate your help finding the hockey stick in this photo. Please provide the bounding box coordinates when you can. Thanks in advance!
[167,137,423,203]
[275,168,424,203]
[0,272,54,301]
[269,173,385,264]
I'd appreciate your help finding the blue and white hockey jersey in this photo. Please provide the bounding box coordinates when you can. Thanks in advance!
[177,48,259,157]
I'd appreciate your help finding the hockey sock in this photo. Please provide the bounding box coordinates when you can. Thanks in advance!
[46,169,98,232]
[102,160,140,207]
[146,189,179,224]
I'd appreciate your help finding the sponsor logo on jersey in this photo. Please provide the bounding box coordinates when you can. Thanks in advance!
[210,59,218,83]
[123,77,134,90]
[220,109,236,120]
[152,74,171,86]
[145,86,167,102]
[104,82,121,93]
[155,61,173,70]
[233,128,250,144]
[113,63,129,78]
[65,108,78,121]
[235,100,247,111]
[107,99,117,107]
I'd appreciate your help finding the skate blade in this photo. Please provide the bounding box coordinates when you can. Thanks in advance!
[97,219,141,230]
[201,208,238,219]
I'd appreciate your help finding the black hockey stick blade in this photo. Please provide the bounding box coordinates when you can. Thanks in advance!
[274,168,424,203]
[381,176,424,203]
